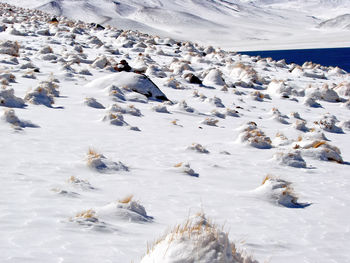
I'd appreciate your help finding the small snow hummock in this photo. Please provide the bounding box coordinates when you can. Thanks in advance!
[174,162,199,177]
[97,195,153,223]
[174,100,195,113]
[109,103,142,117]
[296,140,344,164]
[225,108,240,117]
[340,120,350,131]
[293,120,309,132]
[0,40,19,56]
[152,104,170,113]
[187,143,210,154]
[2,108,38,129]
[24,86,55,107]
[303,97,321,108]
[0,88,26,108]
[84,97,105,109]
[238,122,272,149]
[272,132,290,147]
[254,176,309,208]
[71,209,99,225]
[200,117,219,126]
[270,107,289,124]
[211,109,226,119]
[102,112,129,126]
[267,80,292,96]
[202,68,226,86]
[313,114,343,133]
[68,176,95,190]
[141,213,258,263]
[207,96,225,108]
[86,148,129,173]
[273,151,307,168]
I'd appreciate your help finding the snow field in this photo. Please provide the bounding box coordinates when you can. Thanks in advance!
[0,3,350,263]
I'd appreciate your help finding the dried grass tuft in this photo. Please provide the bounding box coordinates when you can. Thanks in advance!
[119,195,134,204]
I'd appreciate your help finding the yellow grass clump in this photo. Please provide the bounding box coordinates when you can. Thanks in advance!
[312,141,326,148]
[119,195,134,204]
[75,209,96,219]
[87,148,101,159]
[174,162,183,168]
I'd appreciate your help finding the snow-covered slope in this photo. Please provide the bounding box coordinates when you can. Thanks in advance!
[2,0,350,50]
[1,3,350,263]
[319,14,350,30]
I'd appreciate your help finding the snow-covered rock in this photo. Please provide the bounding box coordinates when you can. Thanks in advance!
[85,72,168,101]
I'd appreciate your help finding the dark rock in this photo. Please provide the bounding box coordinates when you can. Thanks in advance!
[50,17,58,23]
[90,23,105,30]
[184,73,202,85]
[114,60,132,72]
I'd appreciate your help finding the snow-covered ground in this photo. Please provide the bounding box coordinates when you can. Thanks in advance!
[1,3,350,263]
[1,0,350,50]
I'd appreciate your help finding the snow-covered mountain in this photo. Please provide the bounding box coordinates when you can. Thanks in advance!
[1,3,350,263]
[319,14,350,30]
[1,0,350,50]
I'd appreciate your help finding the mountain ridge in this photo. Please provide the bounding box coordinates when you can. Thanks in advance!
[1,0,350,50]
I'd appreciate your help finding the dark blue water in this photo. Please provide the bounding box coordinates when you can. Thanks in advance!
[239,47,350,73]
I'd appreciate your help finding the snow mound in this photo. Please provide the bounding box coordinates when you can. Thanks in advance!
[211,109,226,119]
[97,195,153,223]
[238,122,272,149]
[225,108,240,117]
[2,108,38,129]
[200,117,219,126]
[85,72,168,101]
[314,114,343,133]
[70,209,112,231]
[340,120,350,131]
[254,176,309,208]
[272,132,291,147]
[230,63,260,87]
[296,140,344,164]
[0,87,25,108]
[173,100,196,113]
[24,86,54,107]
[202,69,226,86]
[267,80,293,97]
[84,97,105,109]
[207,96,225,108]
[0,71,16,84]
[273,151,307,168]
[86,148,129,173]
[102,112,129,126]
[270,107,289,124]
[0,40,19,56]
[335,82,350,97]
[141,213,258,263]
[109,103,142,117]
[319,84,340,102]
[68,176,95,190]
[187,143,210,154]
[152,104,170,113]
[303,96,321,108]
[174,162,199,177]
[293,120,309,132]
